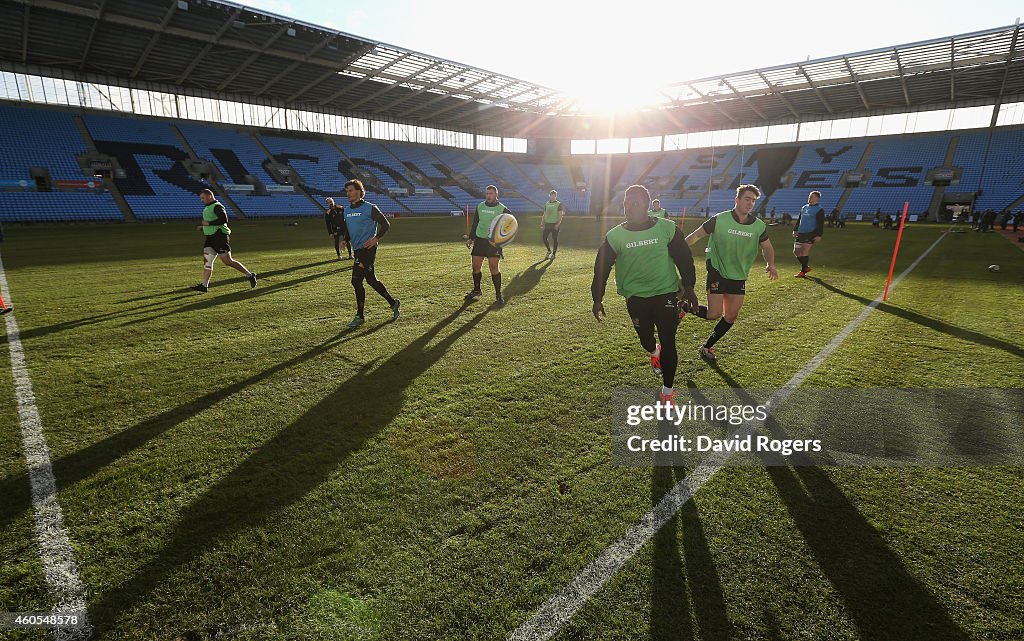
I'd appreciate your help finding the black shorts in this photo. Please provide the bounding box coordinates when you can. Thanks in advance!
[353,246,378,273]
[203,231,231,254]
[706,260,746,295]
[795,232,817,245]
[471,237,502,258]
[543,223,559,233]
[625,292,680,334]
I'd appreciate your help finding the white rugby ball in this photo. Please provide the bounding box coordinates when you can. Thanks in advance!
[488,213,519,247]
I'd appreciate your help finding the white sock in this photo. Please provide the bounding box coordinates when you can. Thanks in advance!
[650,345,660,358]
[202,278,210,287]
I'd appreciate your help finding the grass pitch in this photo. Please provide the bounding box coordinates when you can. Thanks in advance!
[0,216,1022,640]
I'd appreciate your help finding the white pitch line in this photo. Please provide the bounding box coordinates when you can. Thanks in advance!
[509,229,950,641]
[0,253,91,640]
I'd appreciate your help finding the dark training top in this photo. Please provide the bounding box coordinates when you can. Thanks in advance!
[325,205,346,235]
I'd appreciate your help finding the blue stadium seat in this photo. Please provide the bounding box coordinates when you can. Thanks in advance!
[975,129,1024,211]
[178,123,319,217]
[1,103,1022,224]
[0,104,124,221]
[842,135,950,215]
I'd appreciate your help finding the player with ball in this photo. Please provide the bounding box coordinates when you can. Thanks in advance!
[464,184,517,305]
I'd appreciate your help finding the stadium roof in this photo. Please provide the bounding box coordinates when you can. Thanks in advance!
[656,20,1024,131]
[0,0,572,133]
[1,0,1023,138]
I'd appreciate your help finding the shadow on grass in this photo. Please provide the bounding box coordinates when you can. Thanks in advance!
[117,265,351,326]
[0,320,390,532]
[810,277,1024,359]
[85,300,496,634]
[651,409,731,641]
[116,259,340,304]
[0,261,346,344]
[503,260,551,301]
[82,264,564,631]
[0,294,194,347]
[706,366,970,641]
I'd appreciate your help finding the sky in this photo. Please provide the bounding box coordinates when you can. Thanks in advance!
[242,0,1021,111]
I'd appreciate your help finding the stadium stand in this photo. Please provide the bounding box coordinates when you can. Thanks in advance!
[180,123,318,217]
[429,148,492,193]
[385,141,478,208]
[428,147,520,213]
[615,154,660,191]
[764,141,867,215]
[333,139,422,214]
[376,141,463,214]
[975,128,1024,212]
[950,131,989,194]
[510,158,551,193]
[258,133,349,198]
[0,103,122,221]
[530,169,589,215]
[506,156,587,214]
[0,103,91,182]
[641,151,690,211]
[474,153,545,213]
[83,113,211,220]
[842,134,951,215]
[634,148,744,216]
[0,191,122,223]
[3,103,1024,223]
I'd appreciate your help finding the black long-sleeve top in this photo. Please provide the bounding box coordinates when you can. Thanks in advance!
[325,205,346,235]
[209,203,228,226]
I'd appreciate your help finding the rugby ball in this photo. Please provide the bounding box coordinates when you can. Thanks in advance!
[488,213,519,247]
[988,264,1001,272]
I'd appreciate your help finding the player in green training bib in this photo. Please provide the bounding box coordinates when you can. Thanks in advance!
[540,190,565,259]
[648,199,669,219]
[191,189,257,293]
[464,184,511,305]
[682,184,778,363]
[592,184,699,407]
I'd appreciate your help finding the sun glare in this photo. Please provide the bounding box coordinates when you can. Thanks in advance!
[555,65,671,115]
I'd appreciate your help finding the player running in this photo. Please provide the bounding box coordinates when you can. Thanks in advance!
[793,191,825,277]
[682,184,778,364]
[541,190,565,260]
[464,185,511,305]
[325,197,353,260]
[342,179,400,328]
[592,184,698,406]
[191,189,257,293]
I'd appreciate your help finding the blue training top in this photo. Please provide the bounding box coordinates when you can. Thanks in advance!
[343,200,382,249]
[797,204,823,233]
